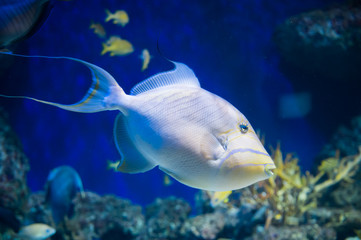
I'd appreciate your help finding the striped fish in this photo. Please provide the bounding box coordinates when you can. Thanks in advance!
[0,0,55,48]
[0,52,276,191]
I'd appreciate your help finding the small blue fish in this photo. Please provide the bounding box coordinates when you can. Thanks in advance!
[0,52,275,191]
[0,0,66,48]
[45,165,84,224]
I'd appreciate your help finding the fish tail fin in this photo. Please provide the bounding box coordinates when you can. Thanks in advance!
[0,52,126,113]
[105,9,112,22]
[101,43,108,55]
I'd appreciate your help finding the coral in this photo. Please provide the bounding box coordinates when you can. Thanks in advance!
[66,192,145,240]
[316,115,361,208]
[196,187,272,239]
[259,144,361,226]
[318,115,361,160]
[195,142,361,234]
[274,4,361,62]
[245,224,336,240]
[180,212,225,240]
[330,180,361,208]
[0,107,29,214]
[307,208,361,239]
[23,192,53,226]
[273,3,361,113]
[145,197,190,240]
[275,6,361,50]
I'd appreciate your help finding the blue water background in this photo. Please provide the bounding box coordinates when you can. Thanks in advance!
[0,0,343,207]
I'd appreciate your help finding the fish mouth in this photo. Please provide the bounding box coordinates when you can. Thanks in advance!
[264,163,276,177]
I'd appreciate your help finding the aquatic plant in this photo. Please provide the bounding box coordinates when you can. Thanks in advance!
[259,143,361,226]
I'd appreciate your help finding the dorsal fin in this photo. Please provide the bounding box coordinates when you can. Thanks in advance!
[130,61,200,95]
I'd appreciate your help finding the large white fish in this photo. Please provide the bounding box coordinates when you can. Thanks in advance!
[0,53,276,191]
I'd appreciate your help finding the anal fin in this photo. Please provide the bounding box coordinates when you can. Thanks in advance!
[113,113,156,173]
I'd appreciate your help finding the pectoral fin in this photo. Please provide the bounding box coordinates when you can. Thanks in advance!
[113,113,156,173]
[200,133,225,161]
[159,166,182,181]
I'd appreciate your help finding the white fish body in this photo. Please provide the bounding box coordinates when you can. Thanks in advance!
[17,223,56,240]
[0,53,276,191]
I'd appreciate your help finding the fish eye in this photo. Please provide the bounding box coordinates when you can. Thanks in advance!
[239,124,248,134]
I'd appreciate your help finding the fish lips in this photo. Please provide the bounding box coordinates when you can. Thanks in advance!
[214,148,276,190]
[264,163,276,177]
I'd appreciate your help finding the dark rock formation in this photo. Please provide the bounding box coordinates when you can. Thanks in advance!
[315,115,361,209]
[245,224,336,240]
[318,115,361,160]
[307,208,361,239]
[23,192,53,226]
[181,212,225,240]
[273,3,361,137]
[274,3,361,82]
[68,192,145,240]
[145,197,191,240]
[0,107,29,214]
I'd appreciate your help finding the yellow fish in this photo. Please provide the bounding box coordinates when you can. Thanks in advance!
[163,174,173,186]
[354,229,361,238]
[17,223,55,240]
[90,22,106,38]
[105,9,129,27]
[140,49,151,71]
[107,160,121,171]
[101,36,134,56]
[274,213,282,220]
[208,190,232,207]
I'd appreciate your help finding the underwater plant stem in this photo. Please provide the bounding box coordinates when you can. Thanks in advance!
[276,171,303,189]
[314,148,361,192]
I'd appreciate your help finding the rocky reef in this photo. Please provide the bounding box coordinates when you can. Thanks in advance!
[318,115,361,160]
[0,107,29,237]
[273,2,361,138]
[274,1,361,81]
[0,108,29,214]
[64,192,145,240]
[316,115,361,210]
[145,197,190,240]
